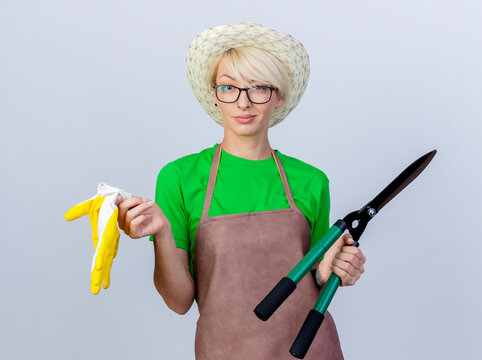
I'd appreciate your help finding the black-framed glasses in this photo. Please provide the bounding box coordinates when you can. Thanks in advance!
[213,85,276,104]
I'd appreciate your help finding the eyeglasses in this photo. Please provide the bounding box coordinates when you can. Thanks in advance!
[213,85,276,104]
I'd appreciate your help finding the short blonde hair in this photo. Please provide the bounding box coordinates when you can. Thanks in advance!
[208,46,291,101]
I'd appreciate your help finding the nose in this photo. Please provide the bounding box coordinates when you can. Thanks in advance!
[237,89,251,108]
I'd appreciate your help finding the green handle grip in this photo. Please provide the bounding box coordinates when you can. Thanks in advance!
[314,272,341,313]
[287,220,346,283]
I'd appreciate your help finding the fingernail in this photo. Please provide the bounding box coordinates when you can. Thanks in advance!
[145,200,154,206]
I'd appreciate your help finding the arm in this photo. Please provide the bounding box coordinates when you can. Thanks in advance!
[153,227,195,315]
[115,196,195,315]
[149,162,194,313]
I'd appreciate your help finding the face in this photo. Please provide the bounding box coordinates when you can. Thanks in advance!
[212,58,286,138]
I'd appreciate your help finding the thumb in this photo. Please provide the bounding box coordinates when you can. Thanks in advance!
[334,233,353,249]
[343,233,355,245]
[114,194,122,207]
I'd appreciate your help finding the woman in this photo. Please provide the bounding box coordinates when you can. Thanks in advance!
[115,22,366,359]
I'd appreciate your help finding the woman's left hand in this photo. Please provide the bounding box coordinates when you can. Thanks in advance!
[318,233,366,287]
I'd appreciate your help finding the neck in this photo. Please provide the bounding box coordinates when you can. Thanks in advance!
[221,135,273,160]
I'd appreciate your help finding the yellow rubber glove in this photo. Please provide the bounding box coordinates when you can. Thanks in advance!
[64,182,131,294]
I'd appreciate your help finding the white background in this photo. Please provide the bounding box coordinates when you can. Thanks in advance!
[1,1,481,359]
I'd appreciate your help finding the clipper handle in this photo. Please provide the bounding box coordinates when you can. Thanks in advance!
[289,309,325,359]
[253,277,296,321]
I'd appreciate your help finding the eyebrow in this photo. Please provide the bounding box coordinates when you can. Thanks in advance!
[219,74,260,83]
[219,74,236,80]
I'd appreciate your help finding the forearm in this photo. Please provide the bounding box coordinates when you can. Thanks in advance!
[152,228,195,315]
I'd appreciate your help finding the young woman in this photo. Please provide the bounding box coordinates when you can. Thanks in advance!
[115,22,366,359]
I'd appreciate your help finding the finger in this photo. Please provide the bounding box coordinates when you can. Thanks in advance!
[332,258,358,279]
[334,234,348,247]
[342,233,355,245]
[359,250,367,264]
[339,246,366,264]
[330,264,349,287]
[114,194,123,207]
[335,251,364,270]
[332,263,360,287]
[114,193,139,207]
[337,246,366,263]
[333,256,364,285]
[129,214,150,239]
[124,201,155,236]
[117,196,146,231]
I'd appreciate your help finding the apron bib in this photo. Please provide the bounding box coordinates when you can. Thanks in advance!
[193,143,344,359]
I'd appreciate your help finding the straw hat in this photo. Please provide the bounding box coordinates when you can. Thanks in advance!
[185,21,310,128]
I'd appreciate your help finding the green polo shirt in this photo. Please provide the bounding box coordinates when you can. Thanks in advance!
[149,143,330,278]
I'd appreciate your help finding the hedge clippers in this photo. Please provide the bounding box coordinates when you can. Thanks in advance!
[254,149,437,358]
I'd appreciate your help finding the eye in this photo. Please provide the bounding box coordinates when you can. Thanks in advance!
[253,86,270,91]
[218,85,234,91]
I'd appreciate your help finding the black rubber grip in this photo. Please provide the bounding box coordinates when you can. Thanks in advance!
[253,277,296,321]
[289,309,325,359]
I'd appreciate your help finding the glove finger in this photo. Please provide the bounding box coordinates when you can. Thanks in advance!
[90,246,103,295]
[111,209,121,258]
[102,251,115,289]
[89,195,105,249]
[91,229,108,294]
[91,256,103,295]
[113,236,120,259]
[91,278,101,295]
[64,198,95,221]
[92,208,119,292]
[101,210,120,289]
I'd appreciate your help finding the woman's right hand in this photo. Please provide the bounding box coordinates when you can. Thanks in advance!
[114,196,171,239]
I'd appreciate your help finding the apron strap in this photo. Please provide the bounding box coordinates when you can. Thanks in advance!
[201,143,296,219]
[271,149,297,209]
[201,143,223,220]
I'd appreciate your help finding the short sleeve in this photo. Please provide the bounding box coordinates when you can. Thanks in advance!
[148,163,189,251]
[310,176,330,251]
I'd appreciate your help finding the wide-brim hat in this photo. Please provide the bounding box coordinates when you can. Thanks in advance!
[185,21,310,128]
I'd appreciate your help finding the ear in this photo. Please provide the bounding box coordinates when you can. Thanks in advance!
[275,97,286,108]
[212,88,217,105]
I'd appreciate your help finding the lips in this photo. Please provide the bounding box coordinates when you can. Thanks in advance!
[234,115,256,123]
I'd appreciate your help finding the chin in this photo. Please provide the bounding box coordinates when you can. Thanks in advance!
[223,117,268,135]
